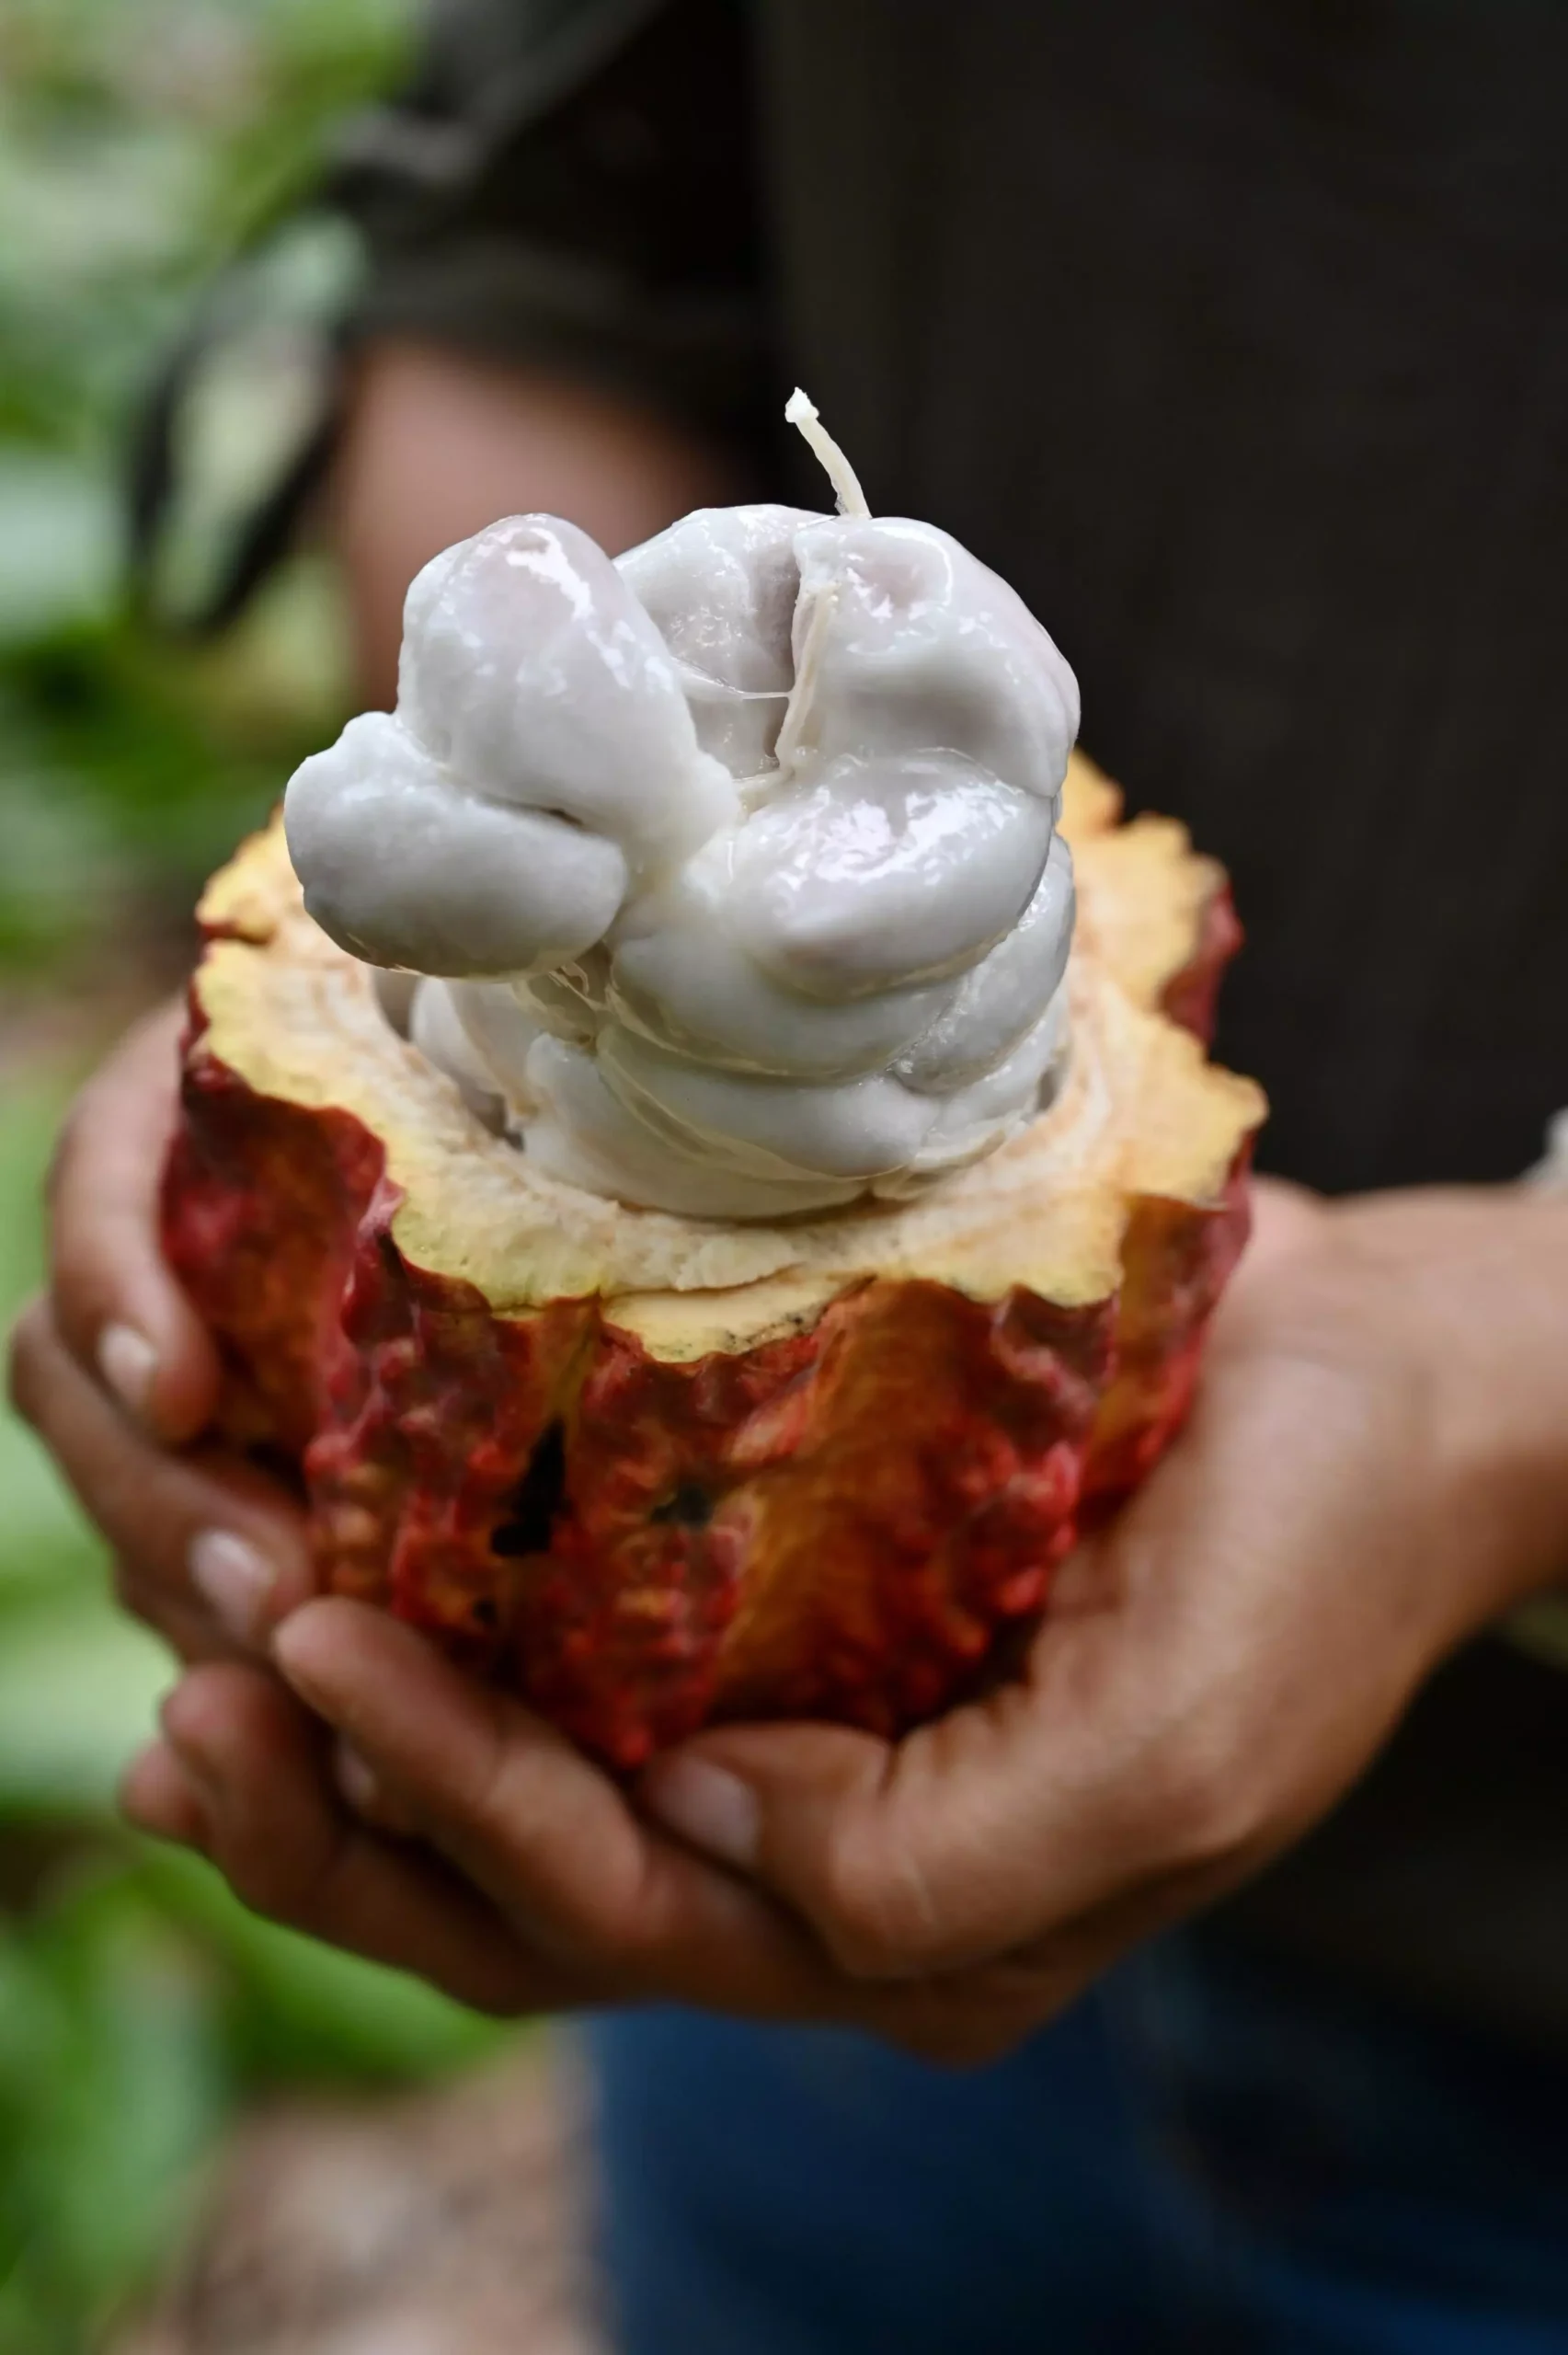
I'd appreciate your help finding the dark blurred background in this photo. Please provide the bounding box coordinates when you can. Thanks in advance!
[0,7,510,2348]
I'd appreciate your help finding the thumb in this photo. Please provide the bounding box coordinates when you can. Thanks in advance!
[643,1722,921,1977]
[641,1652,1147,1982]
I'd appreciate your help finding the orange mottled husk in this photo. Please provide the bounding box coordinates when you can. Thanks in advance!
[163,777,1257,1768]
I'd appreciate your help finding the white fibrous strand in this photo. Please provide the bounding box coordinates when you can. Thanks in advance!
[282,394,1082,1219]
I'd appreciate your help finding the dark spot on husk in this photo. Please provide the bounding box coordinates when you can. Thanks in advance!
[650,1479,713,1529]
[491,1421,567,1557]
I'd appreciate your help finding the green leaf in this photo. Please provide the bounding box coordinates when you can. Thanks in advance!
[0,1069,74,1312]
[0,1070,114,1618]
[0,1595,168,1821]
[0,1873,231,2349]
[0,451,118,647]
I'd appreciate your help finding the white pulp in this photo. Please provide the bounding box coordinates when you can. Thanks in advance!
[283,396,1082,1219]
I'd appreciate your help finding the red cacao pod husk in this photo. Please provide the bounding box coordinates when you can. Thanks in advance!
[162,755,1265,1766]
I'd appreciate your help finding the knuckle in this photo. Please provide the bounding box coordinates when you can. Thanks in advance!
[440,1721,647,1970]
[461,1713,542,1857]
[224,1817,338,1932]
[815,1816,949,1981]
[443,1716,601,1915]
[1150,1721,1259,1870]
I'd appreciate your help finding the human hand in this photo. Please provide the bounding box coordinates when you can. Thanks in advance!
[121,1177,1568,2056]
[119,1633,976,2036]
[6,1002,313,1660]
[630,1177,1568,2054]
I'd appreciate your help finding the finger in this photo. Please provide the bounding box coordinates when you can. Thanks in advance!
[120,1738,212,1851]
[642,1539,1212,1982]
[8,1296,311,1653]
[171,1652,970,2049]
[272,1599,869,2020]
[644,1339,1389,1982]
[156,1663,567,2016]
[333,1737,422,1837]
[46,1001,219,1442]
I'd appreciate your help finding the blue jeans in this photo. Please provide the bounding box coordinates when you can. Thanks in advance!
[588,1928,1568,2353]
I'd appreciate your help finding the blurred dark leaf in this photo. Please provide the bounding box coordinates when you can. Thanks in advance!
[0,1875,230,2352]
[0,0,409,982]
[0,11,525,2349]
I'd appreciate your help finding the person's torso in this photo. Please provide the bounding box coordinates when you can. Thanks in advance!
[758,0,1568,1194]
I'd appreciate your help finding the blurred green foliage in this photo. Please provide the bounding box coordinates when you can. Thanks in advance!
[0,0,411,977]
[0,6,512,2349]
[1,1088,503,2355]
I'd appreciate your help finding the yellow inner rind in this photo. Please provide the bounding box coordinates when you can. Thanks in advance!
[195,753,1265,1361]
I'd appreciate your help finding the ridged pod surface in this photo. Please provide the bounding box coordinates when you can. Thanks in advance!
[163,756,1264,1766]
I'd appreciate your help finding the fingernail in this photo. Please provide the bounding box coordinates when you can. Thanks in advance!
[647,1758,760,1869]
[270,1617,329,1709]
[98,1323,157,1423]
[334,1739,381,1815]
[189,1529,273,1646]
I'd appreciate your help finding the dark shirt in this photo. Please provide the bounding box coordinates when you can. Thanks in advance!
[325,0,1568,2046]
